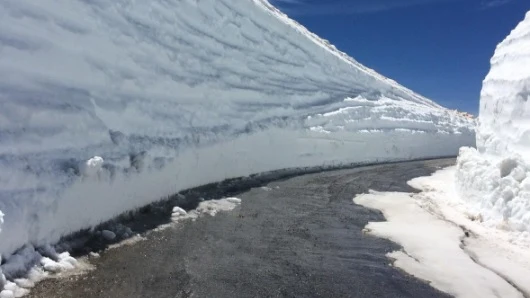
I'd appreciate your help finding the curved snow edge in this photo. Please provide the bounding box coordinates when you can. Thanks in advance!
[456,10,530,240]
[1,155,459,295]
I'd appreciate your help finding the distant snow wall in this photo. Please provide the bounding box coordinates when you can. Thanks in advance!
[457,11,530,243]
[0,0,474,258]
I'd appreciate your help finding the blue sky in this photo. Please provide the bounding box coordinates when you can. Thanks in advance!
[271,0,530,114]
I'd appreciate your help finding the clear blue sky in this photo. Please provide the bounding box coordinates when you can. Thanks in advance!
[271,0,530,114]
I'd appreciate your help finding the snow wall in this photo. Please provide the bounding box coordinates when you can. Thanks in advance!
[0,0,474,259]
[457,11,530,243]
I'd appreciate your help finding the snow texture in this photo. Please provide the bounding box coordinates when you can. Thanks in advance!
[171,197,241,222]
[456,11,530,238]
[0,0,473,269]
[477,11,530,157]
[409,167,530,297]
[355,191,523,298]
[0,250,77,298]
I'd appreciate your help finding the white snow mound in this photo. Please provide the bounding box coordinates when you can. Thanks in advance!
[0,0,473,262]
[456,11,530,237]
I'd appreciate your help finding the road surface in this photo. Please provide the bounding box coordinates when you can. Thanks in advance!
[29,159,454,298]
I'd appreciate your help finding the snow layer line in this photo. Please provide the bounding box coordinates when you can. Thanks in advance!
[0,0,473,261]
[456,11,530,238]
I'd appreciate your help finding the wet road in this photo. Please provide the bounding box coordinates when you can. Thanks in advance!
[30,159,454,298]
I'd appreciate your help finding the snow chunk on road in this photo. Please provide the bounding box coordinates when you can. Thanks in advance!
[354,190,524,298]
[172,197,242,223]
[41,252,78,273]
[2,282,28,298]
[0,290,14,298]
[172,207,187,216]
[197,198,242,216]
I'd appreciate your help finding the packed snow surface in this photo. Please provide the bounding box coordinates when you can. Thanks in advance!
[456,11,530,237]
[355,191,523,298]
[355,168,530,297]
[0,0,473,276]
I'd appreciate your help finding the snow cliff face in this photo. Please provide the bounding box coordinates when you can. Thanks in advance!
[0,0,474,258]
[457,11,530,244]
[478,11,530,157]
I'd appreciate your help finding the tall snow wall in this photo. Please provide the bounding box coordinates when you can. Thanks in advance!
[457,11,530,243]
[0,0,474,258]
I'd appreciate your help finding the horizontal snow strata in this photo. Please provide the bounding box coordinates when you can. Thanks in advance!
[0,0,473,261]
[456,11,530,237]
[354,191,524,298]
[477,11,530,157]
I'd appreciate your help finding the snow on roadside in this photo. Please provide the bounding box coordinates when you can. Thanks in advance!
[171,197,242,223]
[453,11,530,241]
[0,196,241,297]
[355,191,522,298]
[0,0,474,262]
[410,168,530,296]
[0,0,473,295]
[357,12,530,297]
[0,251,86,298]
[354,167,530,298]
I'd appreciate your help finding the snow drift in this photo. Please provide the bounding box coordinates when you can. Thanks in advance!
[456,11,530,242]
[0,0,473,265]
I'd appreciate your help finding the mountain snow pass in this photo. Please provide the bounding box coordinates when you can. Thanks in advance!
[0,0,474,297]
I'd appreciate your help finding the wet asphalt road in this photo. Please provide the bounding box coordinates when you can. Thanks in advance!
[29,159,454,298]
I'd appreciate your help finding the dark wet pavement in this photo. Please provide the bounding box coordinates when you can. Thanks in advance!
[29,159,454,298]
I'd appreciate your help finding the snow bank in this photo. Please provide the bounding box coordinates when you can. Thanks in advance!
[456,147,530,241]
[355,167,530,297]
[355,191,523,298]
[410,167,530,296]
[456,11,530,236]
[0,0,473,263]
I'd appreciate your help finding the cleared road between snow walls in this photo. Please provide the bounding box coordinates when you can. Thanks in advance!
[28,159,455,298]
[0,0,474,260]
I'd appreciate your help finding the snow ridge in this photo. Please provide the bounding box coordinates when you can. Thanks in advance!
[0,0,473,265]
